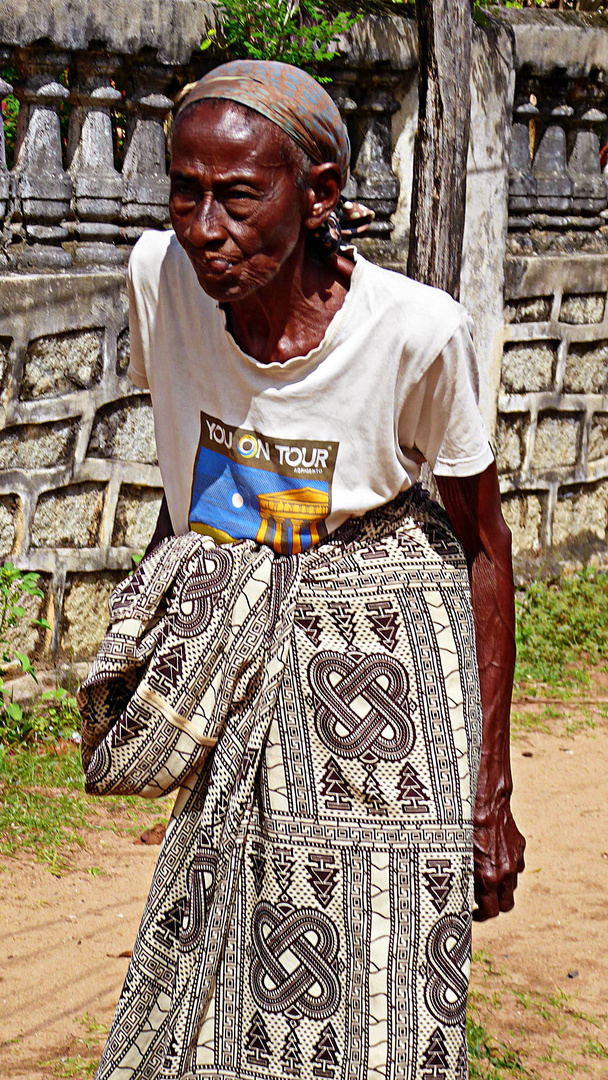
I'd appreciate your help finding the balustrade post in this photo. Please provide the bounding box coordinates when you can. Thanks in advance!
[328,70,359,201]
[348,72,401,237]
[68,52,124,265]
[508,75,538,228]
[566,76,607,223]
[531,74,573,220]
[121,59,173,239]
[0,76,12,225]
[13,46,72,267]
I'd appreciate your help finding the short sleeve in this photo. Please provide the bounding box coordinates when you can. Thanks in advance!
[405,312,494,478]
[126,254,150,390]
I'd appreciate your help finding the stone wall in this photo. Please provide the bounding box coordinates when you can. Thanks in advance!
[0,3,608,661]
[497,10,608,575]
[498,254,608,574]
[0,272,162,660]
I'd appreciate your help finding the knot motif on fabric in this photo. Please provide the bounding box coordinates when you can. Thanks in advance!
[308,651,414,760]
[250,901,340,1019]
[169,547,232,637]
[179,846,219,953]
[424,912,471,1027]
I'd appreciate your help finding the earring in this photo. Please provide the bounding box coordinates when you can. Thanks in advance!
[310,210,342,256]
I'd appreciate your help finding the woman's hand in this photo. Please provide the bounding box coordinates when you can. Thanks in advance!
[473,768,526,920]
[436,462,526,920]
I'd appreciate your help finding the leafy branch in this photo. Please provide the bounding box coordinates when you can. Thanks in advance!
[0,561,49,732]
[204,0,362,81]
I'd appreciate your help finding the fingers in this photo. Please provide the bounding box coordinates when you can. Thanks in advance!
[473,806,526,921]
[473,867,515,921]
[473,890,499,922]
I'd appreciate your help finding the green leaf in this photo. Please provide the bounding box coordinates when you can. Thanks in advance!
[5,700,23,721]
[15,652,37,679]
[200,27,216,51]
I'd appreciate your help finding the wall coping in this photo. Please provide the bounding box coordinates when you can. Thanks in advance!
[4,3,608,75]
[0,0,216,65]
[491,7,608,75]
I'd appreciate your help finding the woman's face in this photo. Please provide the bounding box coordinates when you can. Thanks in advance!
[170,100,310,303]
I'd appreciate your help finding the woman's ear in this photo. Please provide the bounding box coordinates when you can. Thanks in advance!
[304,163,342,229]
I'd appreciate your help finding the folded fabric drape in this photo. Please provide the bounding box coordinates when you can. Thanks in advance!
[79,486,481,1080]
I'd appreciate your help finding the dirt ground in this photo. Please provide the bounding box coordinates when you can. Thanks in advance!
[1,707,607,1079]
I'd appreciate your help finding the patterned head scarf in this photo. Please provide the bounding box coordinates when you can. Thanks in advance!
[175,59,350,188]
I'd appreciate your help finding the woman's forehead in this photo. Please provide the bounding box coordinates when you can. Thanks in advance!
[173,99,287,163]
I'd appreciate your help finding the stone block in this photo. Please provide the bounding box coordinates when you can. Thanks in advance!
[61,571,125,660]
[111,484,163,550]
[504,297,552,324]
[553,482,608,546]
[31,483,106,548]
[501,340,556,393]
[496,416,526,474]
[116,327,130,375]
[534,414,581,471]
[0,496,19,560]
[501,492,543,554]
[88,396,157,464]
[559,293,605,325]
[0,419,78,470]
[589,414,608,462]
[20,329,103,399]
[563,340,608,394]
[0,337,10,392]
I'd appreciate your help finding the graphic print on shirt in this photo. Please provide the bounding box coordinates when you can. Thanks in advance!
[189,411,338,554]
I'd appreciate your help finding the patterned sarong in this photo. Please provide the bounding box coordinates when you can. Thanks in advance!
[79,486,482,1080]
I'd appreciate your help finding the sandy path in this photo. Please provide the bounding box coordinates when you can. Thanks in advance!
[1,718,607,1079]
[471,720,608,1077]
[0,825,161,1078]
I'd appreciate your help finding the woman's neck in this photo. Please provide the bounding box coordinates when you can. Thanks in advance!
[225,246,354,365]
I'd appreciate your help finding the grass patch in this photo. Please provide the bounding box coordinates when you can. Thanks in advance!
[470,952,608,1079]
[510,710,551,737]
[40,1055,97,1078]
[38,1012,110,1076]
[0,740,170,871]
[515,569,608,695]
[467,1016,529,1078]
[582,1037,608,1059]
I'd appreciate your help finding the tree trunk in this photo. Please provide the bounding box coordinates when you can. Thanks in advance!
[407,0,473,300]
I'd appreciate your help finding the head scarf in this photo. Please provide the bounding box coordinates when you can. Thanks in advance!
[175,59,350,188]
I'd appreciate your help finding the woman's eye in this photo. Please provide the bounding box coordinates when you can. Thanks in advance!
[170,182,197,205]
[225,189,258,202]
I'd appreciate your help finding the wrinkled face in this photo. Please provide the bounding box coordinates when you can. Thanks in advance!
[170,100,309,302]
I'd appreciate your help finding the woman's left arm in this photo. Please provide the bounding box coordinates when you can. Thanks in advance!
[435,461,526,921]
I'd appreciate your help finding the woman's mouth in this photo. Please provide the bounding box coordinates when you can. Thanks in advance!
[196,256,236,274]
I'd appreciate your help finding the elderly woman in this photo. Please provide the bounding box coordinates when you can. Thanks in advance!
[80,61,524,1080]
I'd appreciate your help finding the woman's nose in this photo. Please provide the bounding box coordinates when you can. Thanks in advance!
[186,196,225,247]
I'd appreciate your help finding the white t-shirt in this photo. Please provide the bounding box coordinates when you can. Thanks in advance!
[128,230,493,554]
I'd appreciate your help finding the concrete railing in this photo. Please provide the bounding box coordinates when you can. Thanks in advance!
[0,8,412,270]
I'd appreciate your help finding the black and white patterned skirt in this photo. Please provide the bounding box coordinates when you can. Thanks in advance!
[80,486,482,1080]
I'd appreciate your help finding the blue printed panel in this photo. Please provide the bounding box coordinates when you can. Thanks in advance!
[189,413,338,555]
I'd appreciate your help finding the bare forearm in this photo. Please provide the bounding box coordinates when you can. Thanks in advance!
[469,538,516,804]
[145,493,174,557]
[436,463,525,918]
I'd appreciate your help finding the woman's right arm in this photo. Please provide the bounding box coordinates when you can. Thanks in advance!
[145,493,174,557]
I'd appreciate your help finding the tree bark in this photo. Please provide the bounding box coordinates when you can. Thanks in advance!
[407,0,473,300]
